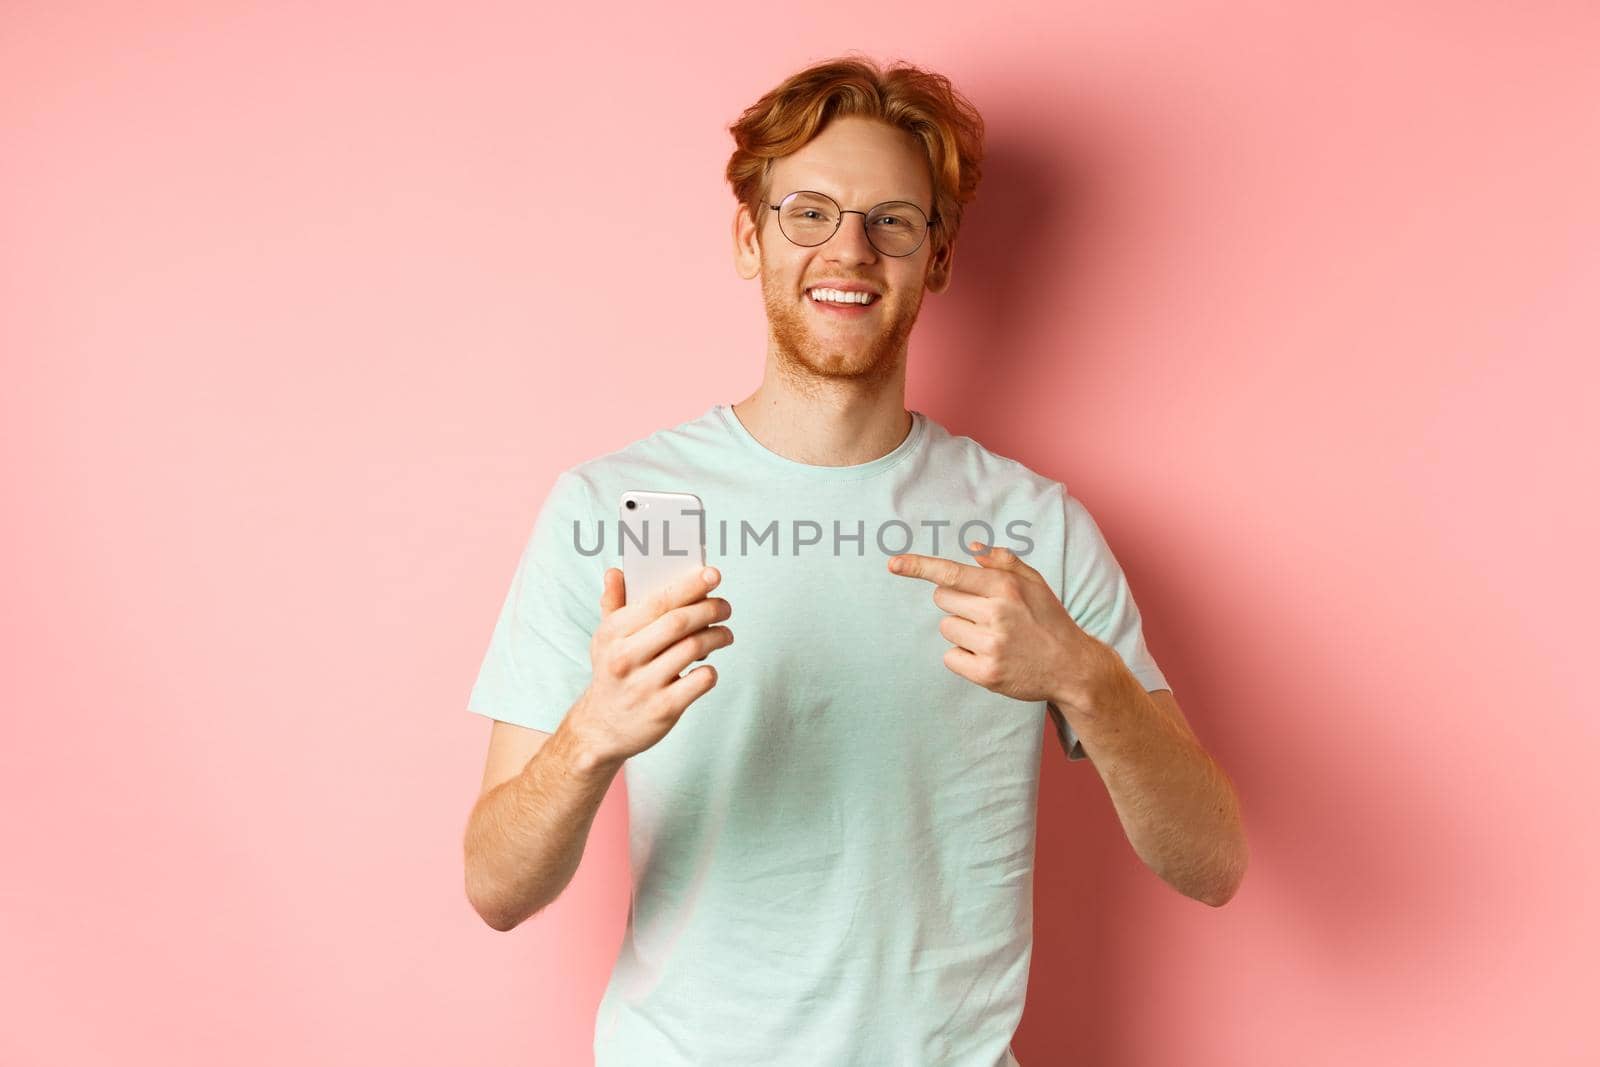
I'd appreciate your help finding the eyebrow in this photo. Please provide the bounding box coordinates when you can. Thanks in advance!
[783,186,930,209]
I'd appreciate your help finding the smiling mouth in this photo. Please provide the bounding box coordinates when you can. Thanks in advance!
[804,289,881,319]
[805,286,880,307]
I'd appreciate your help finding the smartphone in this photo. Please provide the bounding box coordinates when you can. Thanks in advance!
[618,491,707,606]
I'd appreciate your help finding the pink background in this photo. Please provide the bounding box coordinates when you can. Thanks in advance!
[4,3,1596,1064]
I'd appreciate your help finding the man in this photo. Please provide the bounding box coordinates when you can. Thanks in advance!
[464,56,1247,1067]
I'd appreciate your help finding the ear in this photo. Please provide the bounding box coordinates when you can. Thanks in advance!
[733,203,762,280]
[923,237,956,294]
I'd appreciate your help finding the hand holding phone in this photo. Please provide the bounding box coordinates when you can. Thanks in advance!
[564,491,730,765]
[569,563,733,765]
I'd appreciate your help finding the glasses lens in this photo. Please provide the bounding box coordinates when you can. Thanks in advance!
[864,202,929,257]
[777,192,840,246]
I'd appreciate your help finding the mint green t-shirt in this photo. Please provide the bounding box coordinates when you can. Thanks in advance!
[468,403,1169,1066]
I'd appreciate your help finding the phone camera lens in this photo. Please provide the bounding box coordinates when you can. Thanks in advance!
[625,499,637,510]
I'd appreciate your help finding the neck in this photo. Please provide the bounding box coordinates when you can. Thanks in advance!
[730,379,912,468]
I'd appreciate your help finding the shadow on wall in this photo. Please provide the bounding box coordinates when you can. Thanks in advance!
[919,132,1100,425]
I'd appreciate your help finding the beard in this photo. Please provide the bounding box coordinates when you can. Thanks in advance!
[759,263,925,392]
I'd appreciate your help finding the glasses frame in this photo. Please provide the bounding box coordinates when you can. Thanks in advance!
[766,189,941,258]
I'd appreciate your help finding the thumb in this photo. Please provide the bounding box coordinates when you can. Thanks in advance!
[970,541,1033,575]
[599,567,626,617]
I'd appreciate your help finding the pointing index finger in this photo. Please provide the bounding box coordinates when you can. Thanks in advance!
[887,552,996,594]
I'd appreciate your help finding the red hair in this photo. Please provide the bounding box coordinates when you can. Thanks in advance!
[725,54,986,258]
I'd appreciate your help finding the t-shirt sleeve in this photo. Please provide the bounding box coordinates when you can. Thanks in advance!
[466,469,604,735]
[1048,485,1170,762]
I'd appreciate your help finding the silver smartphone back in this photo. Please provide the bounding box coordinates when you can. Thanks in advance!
[618,490,707,606]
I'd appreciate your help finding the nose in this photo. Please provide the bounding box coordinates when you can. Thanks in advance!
[823,211,879,266]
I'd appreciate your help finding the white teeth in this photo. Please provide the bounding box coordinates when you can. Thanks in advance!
[809,287,875,305]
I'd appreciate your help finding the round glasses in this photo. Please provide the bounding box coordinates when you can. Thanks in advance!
[767,190,940,258]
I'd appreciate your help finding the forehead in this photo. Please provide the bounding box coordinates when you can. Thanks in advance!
[769,115,934,206]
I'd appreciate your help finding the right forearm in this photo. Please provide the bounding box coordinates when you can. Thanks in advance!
[464,715,622,931]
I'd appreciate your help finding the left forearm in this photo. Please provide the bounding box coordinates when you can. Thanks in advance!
[1056,651,1248,906]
